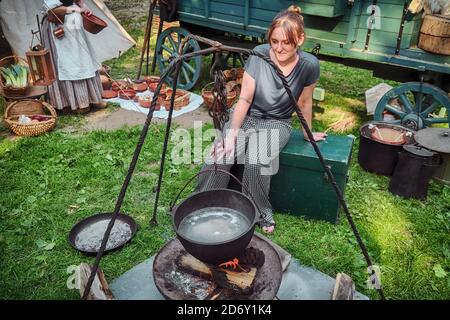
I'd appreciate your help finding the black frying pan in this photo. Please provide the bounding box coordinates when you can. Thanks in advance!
[68,212,137,256]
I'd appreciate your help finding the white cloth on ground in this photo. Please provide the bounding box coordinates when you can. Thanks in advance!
[104,90,204,119]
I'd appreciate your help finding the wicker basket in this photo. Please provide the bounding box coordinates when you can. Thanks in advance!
[201,82,237,109]
[0,55,30,97]
[159,88,190,110]
[223,68,244,82]
[4,100,57,136]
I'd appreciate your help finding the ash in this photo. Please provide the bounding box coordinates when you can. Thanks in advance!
[165,269,212,300]
[74,219,132,252]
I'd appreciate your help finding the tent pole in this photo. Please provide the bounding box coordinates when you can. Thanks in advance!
[151,18,163,73]
[136,0,156,79]
[36,15,43,46]
[146,0,158,75]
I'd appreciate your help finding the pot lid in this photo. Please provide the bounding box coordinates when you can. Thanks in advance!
[415,128,450,154]
[370,127,406,145]
[403,145,435,158]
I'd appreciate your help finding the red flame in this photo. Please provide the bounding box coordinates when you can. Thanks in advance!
[218,258,247,272]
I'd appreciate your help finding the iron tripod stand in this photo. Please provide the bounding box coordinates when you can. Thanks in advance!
[82,35,386,300]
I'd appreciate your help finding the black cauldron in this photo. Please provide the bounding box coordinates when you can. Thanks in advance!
[172,189,259,264]
[358,122,416,176]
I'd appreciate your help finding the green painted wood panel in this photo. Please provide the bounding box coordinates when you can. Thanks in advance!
[210,12,245,25]
[305,18,350,35]
[299,4,345,17]
[210,1,244,17]
[177,0,450,75]
[357,16,414,35]
[307,29,348,42]
[178,0,204,9]
[270,132,355,224]
[251,0,349,17]
[354,29,411,49]
[250,0,291,10]
[211,0,243,5]
[178,6,204,17]
[357,2,408,19]
[369,0,410,5]
[251,0,346,9]
[356,15,419,34]
[249,8,281,22]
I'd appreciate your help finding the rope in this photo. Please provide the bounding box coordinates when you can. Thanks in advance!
[245,48,386,299]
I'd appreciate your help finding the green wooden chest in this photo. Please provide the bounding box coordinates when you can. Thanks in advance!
[269,131,355,223]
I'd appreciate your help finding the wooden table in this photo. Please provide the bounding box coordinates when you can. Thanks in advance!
[1,85,48,104]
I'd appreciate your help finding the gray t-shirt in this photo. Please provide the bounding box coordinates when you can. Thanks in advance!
[244,44,320,120]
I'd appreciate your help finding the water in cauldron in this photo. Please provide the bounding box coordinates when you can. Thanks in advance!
[75,219,132,251]
[177,207,251,243]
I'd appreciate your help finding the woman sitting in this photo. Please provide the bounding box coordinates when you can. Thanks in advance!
[196,6,326,234]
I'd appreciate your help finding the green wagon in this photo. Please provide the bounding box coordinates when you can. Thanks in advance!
[154,0,450,128]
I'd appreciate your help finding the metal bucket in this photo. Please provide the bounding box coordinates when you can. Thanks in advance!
[358,122,415,176]
[389,145,441,200]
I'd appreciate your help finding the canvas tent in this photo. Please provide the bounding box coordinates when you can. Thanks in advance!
[0,0,136,62]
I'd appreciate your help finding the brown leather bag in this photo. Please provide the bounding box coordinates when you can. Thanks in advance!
[47,6,67,24]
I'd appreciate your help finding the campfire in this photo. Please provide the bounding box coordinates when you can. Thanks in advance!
[152,236,283,300]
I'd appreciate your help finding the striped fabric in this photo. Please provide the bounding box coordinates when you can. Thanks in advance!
[196,114,293,224]
[42,19,103,111]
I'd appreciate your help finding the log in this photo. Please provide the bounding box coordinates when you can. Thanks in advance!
[176,252,257,294]
[78,263,114,300]
[418,14,450,55]
[332,273,355,300]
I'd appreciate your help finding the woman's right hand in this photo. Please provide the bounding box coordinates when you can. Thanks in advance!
[210,135,236,163]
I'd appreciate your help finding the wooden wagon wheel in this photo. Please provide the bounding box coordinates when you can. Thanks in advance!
[155,27,202,91]
[374,82,450,130]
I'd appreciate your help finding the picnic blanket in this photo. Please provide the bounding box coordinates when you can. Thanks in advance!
[104,90,204,119]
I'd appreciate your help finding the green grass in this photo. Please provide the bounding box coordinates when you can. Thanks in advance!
[0,21,449,300]
[0,123,448,299]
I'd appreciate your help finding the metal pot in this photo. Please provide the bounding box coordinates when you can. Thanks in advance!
[358,122,416,176]
[172,188,259,265]
[389,145,441,200]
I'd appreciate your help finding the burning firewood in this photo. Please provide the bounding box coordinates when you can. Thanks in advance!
[176,252,257,295]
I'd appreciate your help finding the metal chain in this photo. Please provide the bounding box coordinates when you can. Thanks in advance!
[208,69,229,131]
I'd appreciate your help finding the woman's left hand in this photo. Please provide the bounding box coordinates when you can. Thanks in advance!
[81,6,92,16]
[304,132,327,141]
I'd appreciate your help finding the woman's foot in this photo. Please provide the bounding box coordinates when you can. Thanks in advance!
[262,225,275,234]
[91,102,107,109]
[75,107,90,114]
[259,220,276,234]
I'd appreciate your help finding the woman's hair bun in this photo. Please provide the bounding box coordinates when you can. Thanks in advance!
[287,5,302,16]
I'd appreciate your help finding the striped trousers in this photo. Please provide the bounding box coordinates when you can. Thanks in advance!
[196,114,292,223]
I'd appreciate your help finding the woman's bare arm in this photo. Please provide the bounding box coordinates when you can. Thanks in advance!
[227,71,256,139]
[213,71,256,161]
[297,82,327,141]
